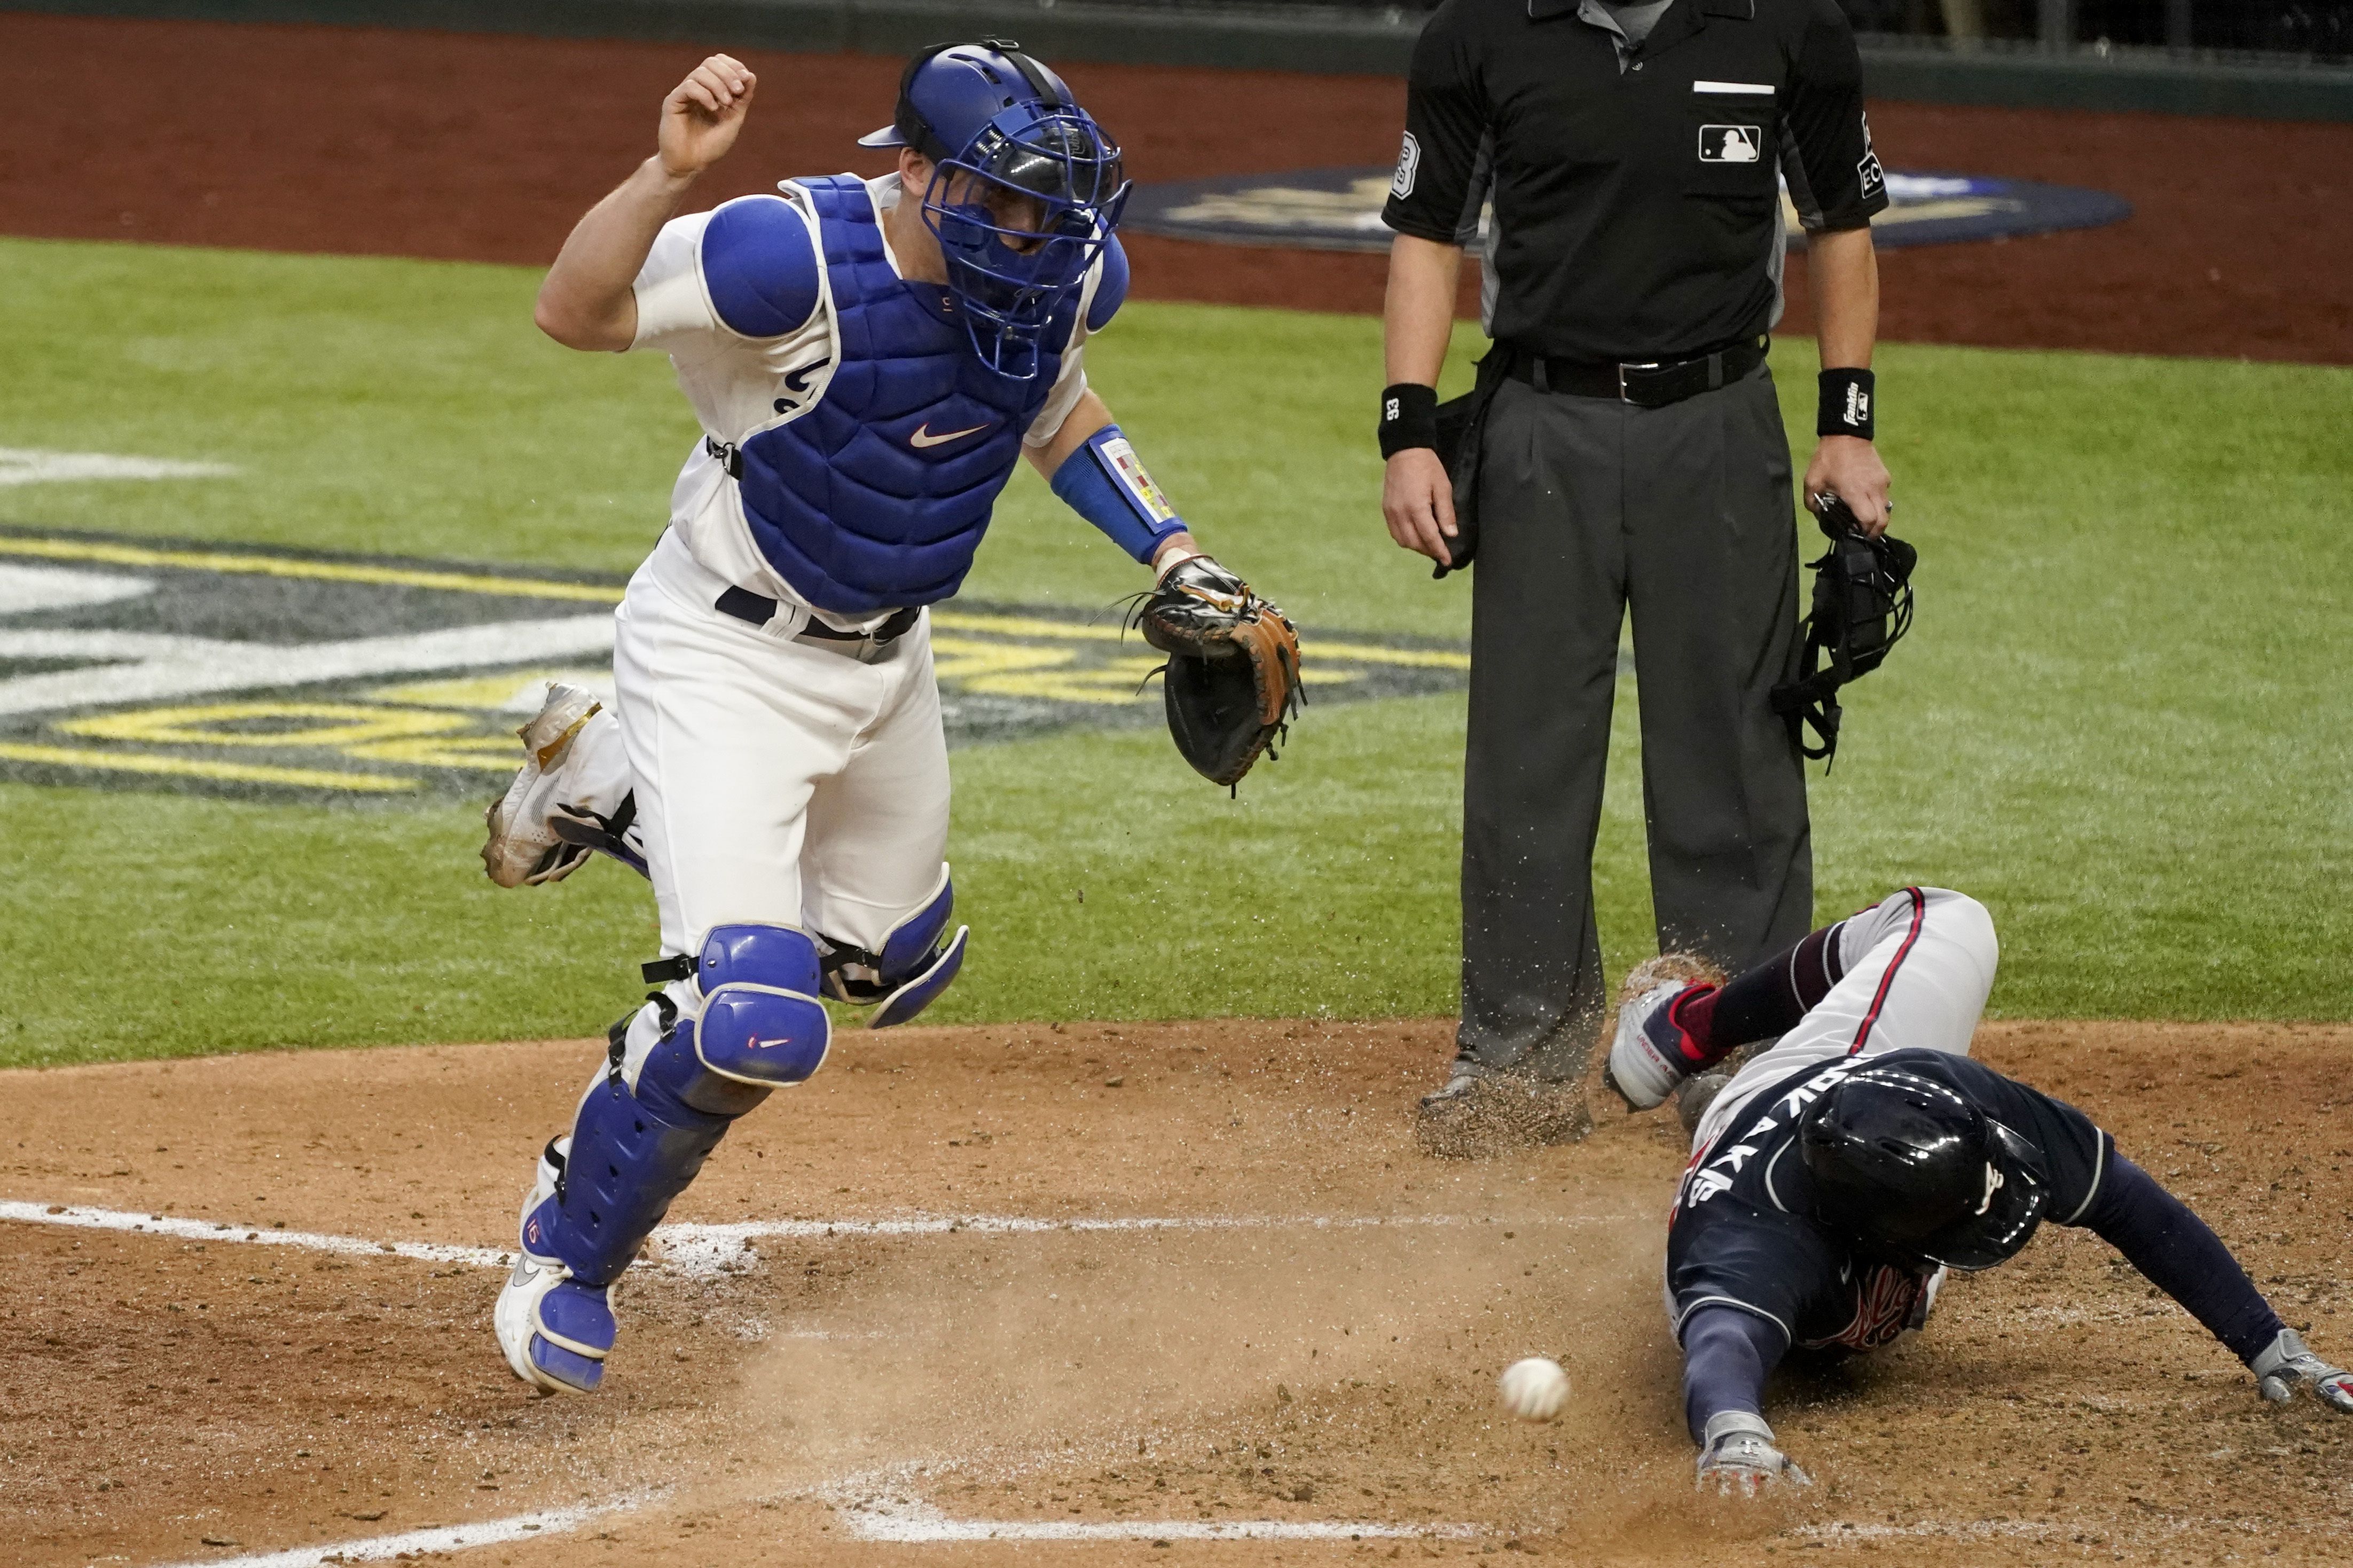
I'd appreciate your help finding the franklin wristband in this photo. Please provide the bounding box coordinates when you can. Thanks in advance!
[1049,424,1188,565]
[1817,368,1876,440]
[1379,382,1440,459]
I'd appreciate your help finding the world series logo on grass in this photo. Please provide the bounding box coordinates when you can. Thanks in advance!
[0,526,1468,800]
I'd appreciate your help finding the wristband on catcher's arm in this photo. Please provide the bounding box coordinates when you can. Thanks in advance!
[1817,368,1876,440]
[1378,383,1440,458]
[1049,424,1189,565]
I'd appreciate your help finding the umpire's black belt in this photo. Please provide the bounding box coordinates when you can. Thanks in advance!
[715,585,920,661]
[1503,336,1768,409]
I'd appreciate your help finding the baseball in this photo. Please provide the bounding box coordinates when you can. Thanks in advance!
[1497,1357,1571,1422]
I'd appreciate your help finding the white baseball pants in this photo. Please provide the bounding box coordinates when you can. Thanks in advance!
[609,527,951,963]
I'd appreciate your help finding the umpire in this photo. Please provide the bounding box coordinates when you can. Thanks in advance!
[1378,0,1894,1152]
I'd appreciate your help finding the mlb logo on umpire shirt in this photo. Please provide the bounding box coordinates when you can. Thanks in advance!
[1698,125,1762,164]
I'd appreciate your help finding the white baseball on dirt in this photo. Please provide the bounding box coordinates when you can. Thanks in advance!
[1496,1357,1570,1422]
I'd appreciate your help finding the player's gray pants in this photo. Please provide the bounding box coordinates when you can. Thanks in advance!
[1684,886,2001,1155]
[1458,365,1813,1081]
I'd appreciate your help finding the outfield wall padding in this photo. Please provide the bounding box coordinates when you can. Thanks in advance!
[10,0,2353,120]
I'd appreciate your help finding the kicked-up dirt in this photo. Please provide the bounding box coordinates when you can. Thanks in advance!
[6,1017,2351,1567]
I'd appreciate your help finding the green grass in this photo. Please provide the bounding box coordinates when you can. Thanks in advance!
[1,236,2348,1066]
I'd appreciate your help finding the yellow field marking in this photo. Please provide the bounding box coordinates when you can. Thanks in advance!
[0,536,624,604]
[1305,640,1469,671]
[962,658,1165,705]
[61,701,476,750]
[371,671,604,711]
[341,736,520,770]
[934,611,1466,671]
[928,635,1079,684]
[932,608,1129,643]
[0,742,413,792]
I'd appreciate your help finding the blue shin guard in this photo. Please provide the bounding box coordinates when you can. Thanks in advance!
[821,868,970,1029]
[527,923,830,1287]
[527,1029,767,1289]
[872,924,968,1029]
[507,923,831,1392]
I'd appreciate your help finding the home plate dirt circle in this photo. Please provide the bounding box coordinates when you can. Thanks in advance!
[9,1019,2353,1566]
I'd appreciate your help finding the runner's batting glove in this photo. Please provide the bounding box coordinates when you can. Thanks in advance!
[2250,1328,2353,1413]
[1696,1413,1811,1497]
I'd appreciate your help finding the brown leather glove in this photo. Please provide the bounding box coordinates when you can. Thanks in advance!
[1135,555,1303,789]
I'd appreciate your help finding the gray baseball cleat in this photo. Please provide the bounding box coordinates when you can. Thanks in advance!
[1601,954,1725,1110]
[481,682,603,888]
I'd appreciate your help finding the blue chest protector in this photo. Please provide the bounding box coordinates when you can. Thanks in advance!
[736,175,1074,614]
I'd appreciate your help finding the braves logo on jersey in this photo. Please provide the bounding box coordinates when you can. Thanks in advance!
[1807,1262,1926,1352]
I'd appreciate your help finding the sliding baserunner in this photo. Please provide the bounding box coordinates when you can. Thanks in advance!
[477,44,1291,1395]
[1603,886,2353,1493]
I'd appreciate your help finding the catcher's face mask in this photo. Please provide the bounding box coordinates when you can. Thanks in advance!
[859,42,1127,381]
[919,105,1127,380]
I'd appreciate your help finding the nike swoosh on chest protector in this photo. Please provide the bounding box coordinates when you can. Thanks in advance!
[909,422,992,448]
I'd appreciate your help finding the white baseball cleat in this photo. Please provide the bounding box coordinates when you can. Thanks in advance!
[481,682,603,888]
[1602,955,1721,1112]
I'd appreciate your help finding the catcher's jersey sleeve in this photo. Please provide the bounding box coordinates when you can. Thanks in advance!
[1020,238,1124,449]
[629,198,823,355]
[629,211,724,354]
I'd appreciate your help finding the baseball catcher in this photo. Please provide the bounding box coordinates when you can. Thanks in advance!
[473,44,1290,1396]
[1604,886,2353,1494]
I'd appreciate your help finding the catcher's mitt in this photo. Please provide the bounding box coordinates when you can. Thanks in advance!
[1133,556,1303,789]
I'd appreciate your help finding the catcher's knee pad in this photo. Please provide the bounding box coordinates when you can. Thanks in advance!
[820,867,970,1030]
[688,923,833,1086]
[527,1029,770,1288]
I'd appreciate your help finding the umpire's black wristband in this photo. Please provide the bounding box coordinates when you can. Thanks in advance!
[1379,383,1440,459]
[1817,368,1876,440]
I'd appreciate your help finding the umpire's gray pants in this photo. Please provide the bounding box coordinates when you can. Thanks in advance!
[1459,365,1813,1080]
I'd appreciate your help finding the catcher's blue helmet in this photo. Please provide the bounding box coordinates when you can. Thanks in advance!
[860,41,1128,380]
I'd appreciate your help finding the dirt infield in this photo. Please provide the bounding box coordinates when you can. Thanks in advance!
[3,12,2351,361]
[10,1018,2353,1567]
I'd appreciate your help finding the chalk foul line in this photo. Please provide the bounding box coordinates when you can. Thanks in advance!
[2,1200,1598,1281]
[840,1492,1481,1545]
[821,1467,1479,1547]
[0,447,238,487]
[140,1472,1474,1567]
[0,1200,512,1269]
[147,1496,643,1568]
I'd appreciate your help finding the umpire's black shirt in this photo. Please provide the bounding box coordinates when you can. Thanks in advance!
[1384,0,1887,362]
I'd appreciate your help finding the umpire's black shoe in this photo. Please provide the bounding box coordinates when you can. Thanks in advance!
[1413,1060,1591,1159]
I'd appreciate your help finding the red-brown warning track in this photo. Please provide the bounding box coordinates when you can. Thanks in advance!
[7,1018,2353,1566]
[2,12,2350,361]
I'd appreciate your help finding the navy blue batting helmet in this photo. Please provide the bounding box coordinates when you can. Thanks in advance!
[1800,1065,2051,1272]
[861,41,1128,380]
